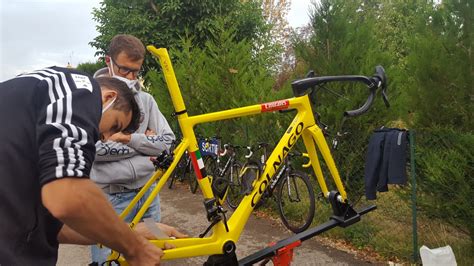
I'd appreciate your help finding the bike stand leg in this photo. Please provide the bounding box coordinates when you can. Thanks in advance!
[265,240,301,266]
[204,252,238,266]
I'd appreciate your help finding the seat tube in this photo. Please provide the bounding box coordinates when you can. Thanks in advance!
[148,47,188,117]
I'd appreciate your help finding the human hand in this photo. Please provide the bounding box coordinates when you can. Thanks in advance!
[157,223,189,239]
[108,132,131,144]
[134,222,188,240]
[145,129,156,136]
[125,236,163,266]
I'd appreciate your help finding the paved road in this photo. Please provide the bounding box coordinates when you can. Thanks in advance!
[58,183,377,265]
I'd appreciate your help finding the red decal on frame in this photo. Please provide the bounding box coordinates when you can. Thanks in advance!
[189,152,203,180]
[261,100,290,112]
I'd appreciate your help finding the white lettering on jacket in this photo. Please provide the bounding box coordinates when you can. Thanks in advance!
[146,135,165,143]
[97,144,131,156]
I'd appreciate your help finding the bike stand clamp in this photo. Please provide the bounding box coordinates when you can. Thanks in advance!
[328,191,360,227]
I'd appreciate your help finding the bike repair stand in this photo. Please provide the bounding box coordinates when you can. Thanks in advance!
[237,191,376,266]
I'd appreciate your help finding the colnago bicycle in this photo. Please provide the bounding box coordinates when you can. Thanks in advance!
[106,46,389,265]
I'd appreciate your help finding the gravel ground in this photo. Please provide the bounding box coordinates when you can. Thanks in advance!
[57,183,380,265]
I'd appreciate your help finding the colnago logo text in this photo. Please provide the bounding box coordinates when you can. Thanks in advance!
[250,121,304,207]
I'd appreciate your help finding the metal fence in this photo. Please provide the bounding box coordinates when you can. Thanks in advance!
[315,129,472,265]
[169,114,472,264]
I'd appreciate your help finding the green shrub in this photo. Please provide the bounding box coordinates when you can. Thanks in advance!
[146,21,286,145]
[76,61,106,76]
[416,129,474,245]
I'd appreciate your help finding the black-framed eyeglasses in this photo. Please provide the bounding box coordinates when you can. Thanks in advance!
[111,58,141,77]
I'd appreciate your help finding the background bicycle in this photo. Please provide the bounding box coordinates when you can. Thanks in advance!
[239,143,316,233]
[207,143,244,209]
[167,137,220,193]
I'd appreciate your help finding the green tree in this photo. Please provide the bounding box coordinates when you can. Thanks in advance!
[90,0,267,72]
[416,129,474,248]
[406,0,473,248]
[371,0,433,119]
[292,0,392,200]
[76,60,106,76]
[147,20,284,144]
[407,0,473,131]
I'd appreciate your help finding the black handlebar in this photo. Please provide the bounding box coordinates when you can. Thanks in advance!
[223,143,241,150]
[290,66,389,117]
[374,65,390,108]
[292,75,374,93]
[344,65,389,117]
[343,87,376,117]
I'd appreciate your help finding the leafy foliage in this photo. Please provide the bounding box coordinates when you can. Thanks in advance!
[405,0,473,246]
[407,0,473,131]
[292,0,393,200]
[76,60,106,76]
[416,129,474,242]
[90,0,267,72]
[292,2,473,257]
[146,21,285,145]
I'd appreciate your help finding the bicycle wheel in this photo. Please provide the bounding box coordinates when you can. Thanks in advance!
[186,159,199,194]
[203,155,218,178]
[276,170,315,233]
[226,161,243,210]
[168,155,187,189]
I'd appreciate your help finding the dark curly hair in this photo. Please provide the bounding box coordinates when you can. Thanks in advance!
[95,77,140,133]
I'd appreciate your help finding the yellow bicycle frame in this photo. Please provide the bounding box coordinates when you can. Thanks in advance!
[108,47,349,264]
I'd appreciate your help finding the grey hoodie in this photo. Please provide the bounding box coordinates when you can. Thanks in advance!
[90,68,175,190]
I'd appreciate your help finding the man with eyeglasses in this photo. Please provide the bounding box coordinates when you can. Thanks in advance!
[89,34,175,265]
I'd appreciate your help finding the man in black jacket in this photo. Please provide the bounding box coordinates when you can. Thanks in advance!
[0,67,172,265]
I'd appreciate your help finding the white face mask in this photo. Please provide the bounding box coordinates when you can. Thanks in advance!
[109,59,139,89]
[102,97,116,114]
[114,75,139,89]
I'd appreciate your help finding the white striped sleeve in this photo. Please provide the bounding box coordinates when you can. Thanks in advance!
[24,68,101,184]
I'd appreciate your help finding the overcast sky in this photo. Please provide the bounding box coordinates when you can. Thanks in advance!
[0,0,314,82]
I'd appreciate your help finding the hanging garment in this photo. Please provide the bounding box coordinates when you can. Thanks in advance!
[364,128,408,200]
